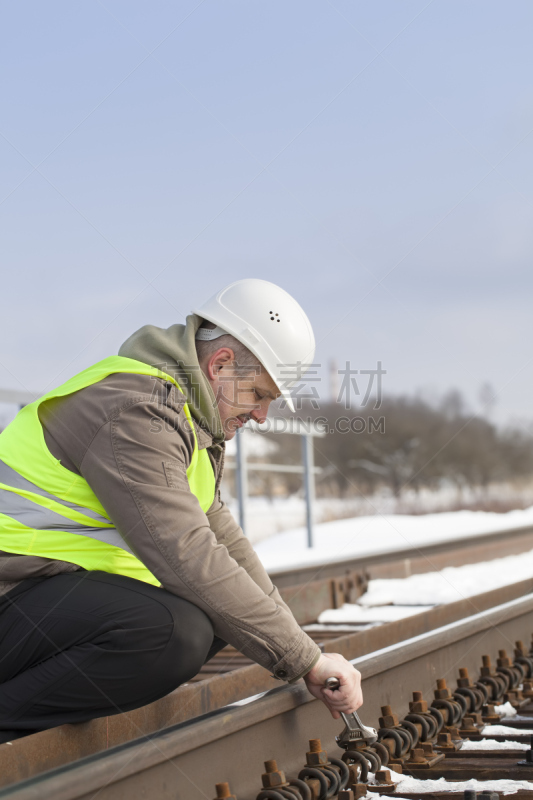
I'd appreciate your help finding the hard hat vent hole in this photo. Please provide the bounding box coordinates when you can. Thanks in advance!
[269,311,281,322]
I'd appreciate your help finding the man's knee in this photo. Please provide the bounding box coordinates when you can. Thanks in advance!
[157,598,214,684]
[93,581,215,685]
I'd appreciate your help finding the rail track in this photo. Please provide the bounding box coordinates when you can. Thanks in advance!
[1,523,533,798]
[3,590,533,799]
[196,522,533,680]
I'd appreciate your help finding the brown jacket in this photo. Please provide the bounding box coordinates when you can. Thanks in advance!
[0,317,321,683]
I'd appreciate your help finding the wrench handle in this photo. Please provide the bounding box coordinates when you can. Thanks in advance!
[325,676,341,690]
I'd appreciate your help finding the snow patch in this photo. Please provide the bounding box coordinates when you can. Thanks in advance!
[357,549,533,607]
[314,549,533,622]
[383,773,533,794]
[483,724,533,735]
[494,701,518,718]
[460,738,529,751]
[256,506,533,572]
[319,604,435,624]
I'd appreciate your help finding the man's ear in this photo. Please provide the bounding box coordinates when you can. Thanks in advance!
[206,348,235,380]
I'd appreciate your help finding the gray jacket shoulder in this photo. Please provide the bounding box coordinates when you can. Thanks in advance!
[39,372,191,473]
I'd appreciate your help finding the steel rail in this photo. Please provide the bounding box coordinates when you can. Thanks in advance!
[2,593,533,800]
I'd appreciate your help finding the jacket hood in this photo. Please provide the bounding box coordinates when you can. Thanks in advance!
[118,314,225,444]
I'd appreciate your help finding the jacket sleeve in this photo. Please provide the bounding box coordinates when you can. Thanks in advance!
[79,393,321,682]
[206,495,294,617]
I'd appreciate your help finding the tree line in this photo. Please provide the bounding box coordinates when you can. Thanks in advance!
[245,391,533,500]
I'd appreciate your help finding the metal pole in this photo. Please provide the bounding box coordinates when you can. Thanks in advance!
[302,433,315,548]
[235,428,248,535]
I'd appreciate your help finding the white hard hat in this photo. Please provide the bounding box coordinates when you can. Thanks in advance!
[193,279,315,412]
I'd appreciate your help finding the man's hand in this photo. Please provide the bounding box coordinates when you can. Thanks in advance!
[303,652,363,719]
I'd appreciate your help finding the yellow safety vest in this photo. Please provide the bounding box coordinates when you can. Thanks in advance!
[0,357,216,587]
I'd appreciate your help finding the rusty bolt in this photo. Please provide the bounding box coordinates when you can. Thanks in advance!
[434,679,452,700]
[379,705,400,727]
[338,791,355,800]
[306,739,328,766]
[497,650,511,667]
[409,691,428,713]
[457,678,469,688]
[261,760,286,788]
[480,655,493,677]
[214,783,236,800]
[457,668,473,688]
[375,769,393,784]
[438,732,452,745]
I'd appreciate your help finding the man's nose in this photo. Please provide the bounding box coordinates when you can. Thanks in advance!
[250,402,269,425]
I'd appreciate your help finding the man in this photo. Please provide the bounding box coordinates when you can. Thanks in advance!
[0,278,361,742]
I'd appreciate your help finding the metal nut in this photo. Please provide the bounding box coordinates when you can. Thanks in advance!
[379,705,400,727]
[261,760,286,788]
[305,751,329,766]
[409,691,428,713]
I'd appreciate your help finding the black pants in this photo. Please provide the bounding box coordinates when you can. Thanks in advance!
[0,571,221,742]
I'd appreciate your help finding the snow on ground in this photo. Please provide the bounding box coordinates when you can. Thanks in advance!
[371,770,533,794]
[494,702,518,717]
[319,604,435,624]
[255,506,533,572]
[483,724,533,735]
[317,547,533,622]
[460,738,529,750]
[303,622,370,631]
[355,548,533,606]
[358,548,533,606]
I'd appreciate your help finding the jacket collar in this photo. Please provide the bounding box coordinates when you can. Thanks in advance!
[193,419,215,450]
[118,314,225,444]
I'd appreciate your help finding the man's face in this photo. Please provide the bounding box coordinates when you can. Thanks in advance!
[207,352,280,440]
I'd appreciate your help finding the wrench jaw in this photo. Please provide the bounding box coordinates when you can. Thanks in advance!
[336,712,378,750]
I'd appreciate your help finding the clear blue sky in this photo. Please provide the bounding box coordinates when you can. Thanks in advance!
[1,1,532,424]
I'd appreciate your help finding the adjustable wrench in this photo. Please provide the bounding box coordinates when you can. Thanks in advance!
[325,676,378,749]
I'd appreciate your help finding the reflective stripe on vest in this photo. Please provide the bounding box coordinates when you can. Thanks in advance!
[0,458,112,525]
[0,357,216,586]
